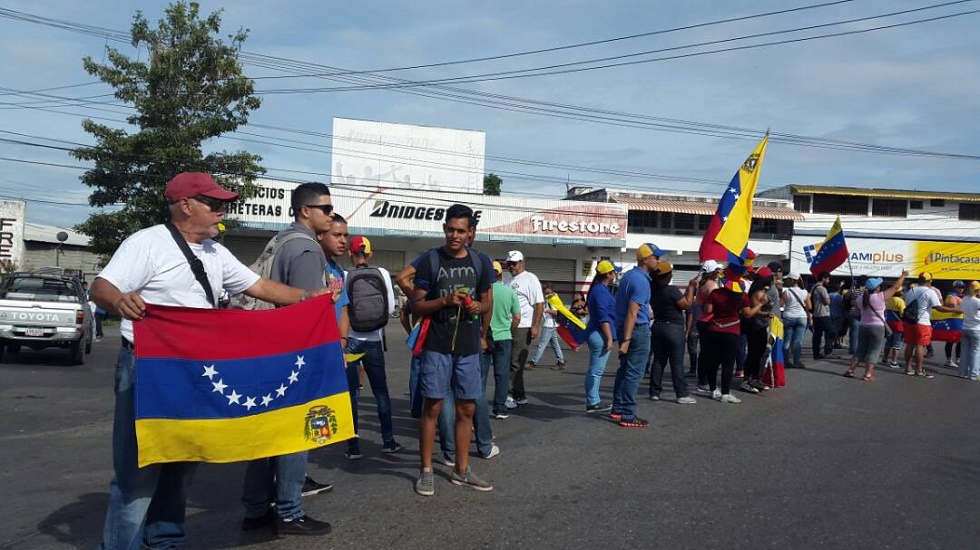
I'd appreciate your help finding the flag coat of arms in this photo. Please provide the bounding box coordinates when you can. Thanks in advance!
[700,134,769,262]
[133,297,354,467]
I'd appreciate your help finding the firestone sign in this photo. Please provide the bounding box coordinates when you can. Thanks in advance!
[530,216,621,235]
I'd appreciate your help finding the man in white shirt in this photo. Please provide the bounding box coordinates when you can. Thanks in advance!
[90,172,329,548]
[505,250,544,407]
[343,236,402,459]
[902,272,960,377]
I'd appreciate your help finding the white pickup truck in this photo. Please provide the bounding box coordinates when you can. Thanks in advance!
[0,270,94,365]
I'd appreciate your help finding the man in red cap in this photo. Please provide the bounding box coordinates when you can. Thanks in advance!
[90,172,331,548]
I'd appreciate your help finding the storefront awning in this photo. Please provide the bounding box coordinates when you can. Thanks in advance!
[613,197,804,221]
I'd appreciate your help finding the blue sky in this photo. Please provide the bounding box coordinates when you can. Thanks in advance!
[1,0,978,229]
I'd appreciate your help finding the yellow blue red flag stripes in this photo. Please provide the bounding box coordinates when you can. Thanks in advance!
[133,297,354,467]
[808,217,849,276]
[703,134,769,260]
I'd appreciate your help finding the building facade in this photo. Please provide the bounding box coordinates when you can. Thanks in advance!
[759,185,980,282]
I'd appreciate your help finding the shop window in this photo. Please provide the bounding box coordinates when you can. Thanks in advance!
[793,195,811,212]
[812,194,867,215]
[697,214,712,231]
[930,199,945,207]
[910,200,923,210]
[871,199,908,218]
[673,213,695,235]
[960,203,980,221]
[751,219,779,235]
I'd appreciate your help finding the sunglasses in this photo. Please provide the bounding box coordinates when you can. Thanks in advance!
[191,195,229,212]
[306,203,334,215]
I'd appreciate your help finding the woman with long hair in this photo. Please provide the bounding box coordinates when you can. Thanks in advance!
[844,271,907,381]
[648,261,698,403]
[583,261,618,412]
[741,267,775,394]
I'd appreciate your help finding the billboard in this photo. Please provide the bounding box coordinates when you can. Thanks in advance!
[331,118,486,194]
[790,235,980,280]
[225,180,627,248]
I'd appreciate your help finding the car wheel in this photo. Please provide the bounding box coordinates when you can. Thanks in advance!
[69,339,84,365]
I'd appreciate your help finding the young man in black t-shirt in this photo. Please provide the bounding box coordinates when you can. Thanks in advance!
[410,204,493,496]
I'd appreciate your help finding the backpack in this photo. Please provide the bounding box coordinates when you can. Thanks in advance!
[233,232,318,310]
[901,293,920,324]
[346,266,390,332]
[417,246,485,301]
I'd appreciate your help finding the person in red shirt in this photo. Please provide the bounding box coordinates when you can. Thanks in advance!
[702,267,767,403]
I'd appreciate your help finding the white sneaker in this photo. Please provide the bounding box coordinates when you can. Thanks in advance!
[888,362,900,369]
[945,359,957,368]
[504,396,517,409]
[712,389,722,401]
[720,393,742,404]
[676,396,697,404]
[515,397,529,405]
[481,444,500,459]
[694,385,712,396]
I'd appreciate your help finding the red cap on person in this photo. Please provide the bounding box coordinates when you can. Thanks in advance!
[349,236,372,255]
[164,172,239,203]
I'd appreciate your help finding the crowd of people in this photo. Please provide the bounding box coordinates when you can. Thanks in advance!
[88,172,980,548]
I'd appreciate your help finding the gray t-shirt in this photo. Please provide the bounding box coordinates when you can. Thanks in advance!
[269,222,327,291]
[766,284,782,320]
[812,284,830,318]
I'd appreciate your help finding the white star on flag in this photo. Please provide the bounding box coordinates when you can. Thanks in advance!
[732,193,740,200]
[276,384,288,397]
[288,370,299,384]
[729,187,737,194]
[261,394,273,407]
[226,390,241,405]
[243,396,257,410]
[202,365,218,379]
[212,379,227,394]
[295,356,306,369]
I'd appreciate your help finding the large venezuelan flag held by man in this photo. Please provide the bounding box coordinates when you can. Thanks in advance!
[808,217,850,276]
[133,297,354,467]
[699,134,769,262]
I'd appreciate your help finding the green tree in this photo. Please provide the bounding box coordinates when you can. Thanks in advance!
[71,1,264,256]
[483,173,502,196]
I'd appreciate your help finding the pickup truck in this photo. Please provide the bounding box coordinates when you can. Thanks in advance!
[0,270,94,365]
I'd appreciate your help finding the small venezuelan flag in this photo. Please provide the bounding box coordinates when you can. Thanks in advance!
[930,310,963,343]
[133,297,354,467]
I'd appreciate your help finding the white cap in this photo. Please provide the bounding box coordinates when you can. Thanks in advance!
[701,260,722,272]
[506,250,524,262]
[784,272,801,280]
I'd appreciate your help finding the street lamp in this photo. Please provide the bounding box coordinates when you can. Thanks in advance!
[55,231,68,267]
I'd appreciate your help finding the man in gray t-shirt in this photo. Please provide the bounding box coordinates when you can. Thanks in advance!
[811,271,835,360]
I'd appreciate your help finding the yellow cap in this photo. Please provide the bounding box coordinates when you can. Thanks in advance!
[656,261,673,275]
[636,243,665,261]
[596,260,615,275]
[493,261,503,274]
[971,280,980,292]
[919,271,933,281]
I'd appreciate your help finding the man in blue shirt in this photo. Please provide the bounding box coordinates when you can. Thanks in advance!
[610,243,665,427]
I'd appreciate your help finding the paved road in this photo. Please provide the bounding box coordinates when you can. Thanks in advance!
[2,326,979,549]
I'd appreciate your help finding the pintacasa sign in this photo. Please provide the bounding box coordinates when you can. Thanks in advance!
[369,200,483,223]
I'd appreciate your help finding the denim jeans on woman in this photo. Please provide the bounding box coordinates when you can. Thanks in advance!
[649,322,689,399]
[783,316,808,367]
[344,339,396,455]
[101,347,197,550]
[959,329,980,379]
[611,326,652,421]
[530,324,564,365]
[584,330,612,406]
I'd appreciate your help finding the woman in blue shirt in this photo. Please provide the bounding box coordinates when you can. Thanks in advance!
[584,260,618,412]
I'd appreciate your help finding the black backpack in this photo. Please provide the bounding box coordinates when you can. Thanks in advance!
[901,295,920,324]
[346,266,390,332]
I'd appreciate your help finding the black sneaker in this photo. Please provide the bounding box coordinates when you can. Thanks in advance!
[242,508,275,531]
[275,514,332,536]
[618,416,650,428]
[586,403,612,413]
[301,476,333,497]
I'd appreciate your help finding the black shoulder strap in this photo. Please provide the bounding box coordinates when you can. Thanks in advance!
[165,223,216,307]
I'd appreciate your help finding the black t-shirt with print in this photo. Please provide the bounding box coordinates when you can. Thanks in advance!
[415,247,491,356]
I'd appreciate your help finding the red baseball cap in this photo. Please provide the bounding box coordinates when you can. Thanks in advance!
[349,235,372,255]
[164,172,239,203]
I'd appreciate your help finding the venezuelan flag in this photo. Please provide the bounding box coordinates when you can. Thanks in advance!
[133,297,354,467]
[930,310,963,343]
[808,217,849,276]
[884,309,905,334]
[763,316,786,388]
[547,293,586,349]
[703,134,769,260]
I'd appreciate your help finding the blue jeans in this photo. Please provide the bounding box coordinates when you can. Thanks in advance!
[410,354,453,455]
[531,324,564,364]
[848,315,861,355]
[812,315,835,358]
[101,347,197,550]
[612,325,652,420]
[241,452,307,520]
[959,329,980,378]
[474,351,495,456]
[485,338,512,415]
[345,339,395,452]
[783,316,807,366]
[649,322,689,399]
[585,330,612,406]
[686,326,699,373]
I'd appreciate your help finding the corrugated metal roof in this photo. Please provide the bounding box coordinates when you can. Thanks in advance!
[789,185,980,202]
[23,222,90,246]
[613,197,804,221]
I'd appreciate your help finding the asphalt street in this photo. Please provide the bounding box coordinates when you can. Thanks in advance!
[2,325,979,550]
